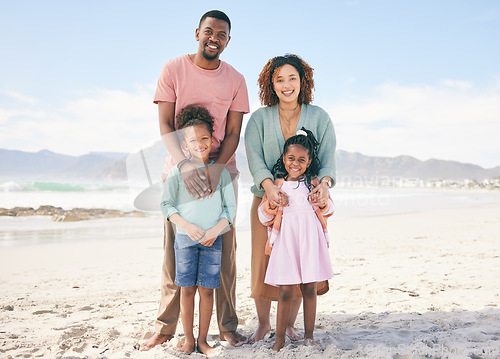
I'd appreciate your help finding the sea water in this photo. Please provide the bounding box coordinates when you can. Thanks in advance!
[0,181,136,211]
[1,180,498,248]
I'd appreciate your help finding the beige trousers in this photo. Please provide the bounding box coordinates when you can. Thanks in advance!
[154,174,239,335]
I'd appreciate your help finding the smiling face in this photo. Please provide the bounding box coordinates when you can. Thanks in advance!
[195,17,230,61]
[272,64,301,106]
[283,144,312,181]
[182,124,213,164]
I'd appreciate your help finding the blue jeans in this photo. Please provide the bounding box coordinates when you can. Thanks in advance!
[174,233,222,289]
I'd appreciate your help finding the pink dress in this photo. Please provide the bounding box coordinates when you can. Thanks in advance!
[261,180,334,286]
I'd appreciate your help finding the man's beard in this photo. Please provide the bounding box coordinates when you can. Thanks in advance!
[202,49,218,61]
[201,43,219,60]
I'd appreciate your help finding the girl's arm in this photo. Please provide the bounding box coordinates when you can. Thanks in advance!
[319,198,335,217]
[258,196,278,226]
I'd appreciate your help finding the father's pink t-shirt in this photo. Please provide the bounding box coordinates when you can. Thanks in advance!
[153,54,250,175]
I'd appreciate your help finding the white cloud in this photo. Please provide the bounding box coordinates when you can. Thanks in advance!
[326,81,500,168]
[1,91,38,105]
[2,81,499,169]
[0,85,159,155]
[441,80,472,90]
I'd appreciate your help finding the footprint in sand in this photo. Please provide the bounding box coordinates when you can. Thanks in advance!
[61,326,89,340]
[33,309,56,315]
[79,305,94,311]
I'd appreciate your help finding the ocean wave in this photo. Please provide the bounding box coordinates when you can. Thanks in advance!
[0,181,23,192]
[0,181,127,192]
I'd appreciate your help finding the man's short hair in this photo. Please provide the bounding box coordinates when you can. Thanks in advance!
[199,10,231,33]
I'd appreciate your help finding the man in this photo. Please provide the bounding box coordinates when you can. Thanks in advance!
[141,10,249,351]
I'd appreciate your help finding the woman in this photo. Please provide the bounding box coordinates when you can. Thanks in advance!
[244,54,336,343]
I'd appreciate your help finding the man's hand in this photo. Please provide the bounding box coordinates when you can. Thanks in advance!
[184,223,205,241]
[179,161,211,199]
[199,227,220,247]
[206,163,224,198]
[309,181,330,208]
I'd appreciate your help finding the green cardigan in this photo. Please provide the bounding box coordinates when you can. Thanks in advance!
[244,104,337,198]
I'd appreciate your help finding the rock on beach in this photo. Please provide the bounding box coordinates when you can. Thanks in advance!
[0,205,145,222]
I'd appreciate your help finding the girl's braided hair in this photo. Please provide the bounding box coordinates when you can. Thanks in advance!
[271,127,320,190]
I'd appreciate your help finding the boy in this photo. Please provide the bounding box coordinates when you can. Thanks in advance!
[161,104,236,355]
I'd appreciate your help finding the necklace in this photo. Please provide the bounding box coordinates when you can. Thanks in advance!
[279,104,301,140]
[198,159,214,169]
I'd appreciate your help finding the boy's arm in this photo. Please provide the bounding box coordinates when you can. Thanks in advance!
[218,170,237,225]
[168,213,205,241]
[161,169,205,241]
[199,218,229,247]
[200,171,234,246]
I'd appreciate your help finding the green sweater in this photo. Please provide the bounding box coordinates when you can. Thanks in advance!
[244,104,337,198]
[161,166,236,234]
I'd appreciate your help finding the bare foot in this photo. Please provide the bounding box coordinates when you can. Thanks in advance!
[175,337,196,354]
[285,326,303,341]
[197,339,216,355]
[305,337,319,348]
[248,323,271,344]
[219,330,247,347]
[272,337,285,352]
[139,333,173,351]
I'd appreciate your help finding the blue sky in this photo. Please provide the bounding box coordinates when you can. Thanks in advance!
[1,0,499,168]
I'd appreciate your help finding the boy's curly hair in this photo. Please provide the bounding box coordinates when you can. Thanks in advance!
[176,105,214,134]
[258,54,315,107]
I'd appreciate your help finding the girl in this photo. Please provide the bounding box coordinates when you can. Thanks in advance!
[258,127,334,352]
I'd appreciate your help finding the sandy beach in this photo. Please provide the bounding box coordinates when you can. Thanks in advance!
[1,194,499,358]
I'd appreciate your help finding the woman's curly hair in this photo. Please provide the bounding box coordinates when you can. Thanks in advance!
[258,54,315,107]
[272,127,320,191]
[176,104,214,135]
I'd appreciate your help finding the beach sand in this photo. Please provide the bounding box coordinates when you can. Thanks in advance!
[1,201,499,358]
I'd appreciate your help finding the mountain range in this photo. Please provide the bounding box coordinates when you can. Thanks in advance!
[1,143,499,183]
